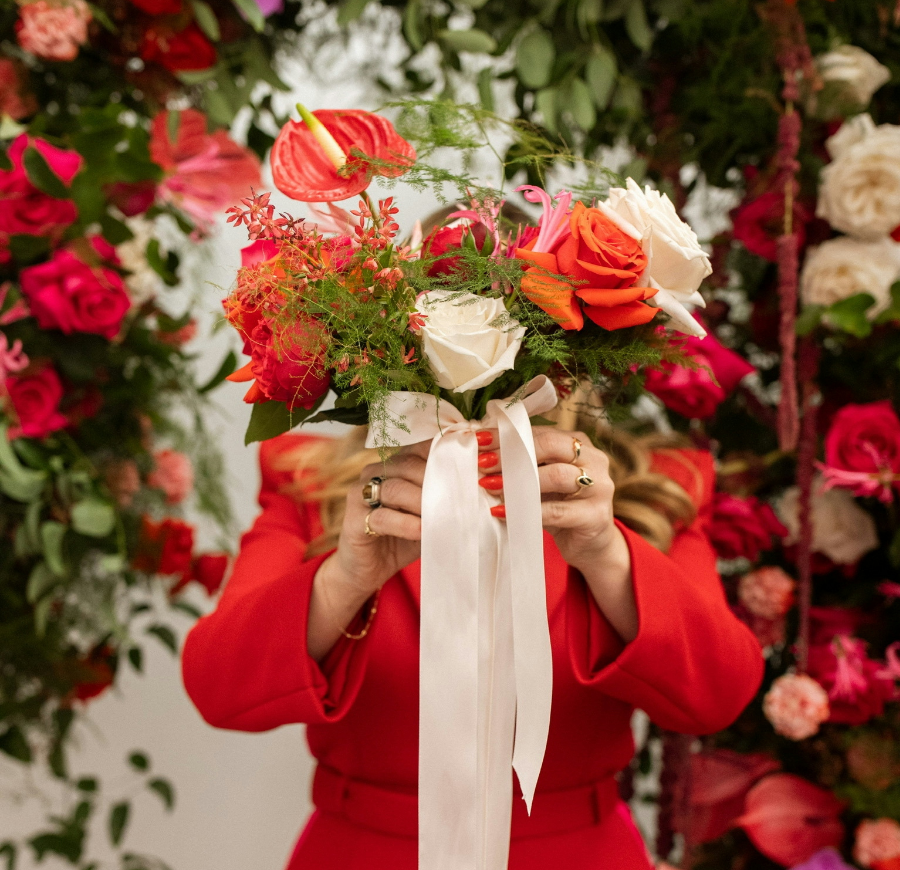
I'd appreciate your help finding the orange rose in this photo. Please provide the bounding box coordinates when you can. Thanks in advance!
[516,202,657,331]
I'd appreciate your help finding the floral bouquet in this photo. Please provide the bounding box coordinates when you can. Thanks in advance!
[223,101,713,870]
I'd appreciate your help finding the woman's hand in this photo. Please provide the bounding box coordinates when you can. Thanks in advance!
[478,427,638,642]
[309,441,428,660]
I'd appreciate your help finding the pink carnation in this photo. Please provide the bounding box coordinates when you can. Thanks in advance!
[0,331,29,385]
[16,0,91,61]
[104,458,140,508]
[762,673,830,740]
[854,819,900,868]
[147,449,193,505]
[738,566,796,620]
[6,364,68,438]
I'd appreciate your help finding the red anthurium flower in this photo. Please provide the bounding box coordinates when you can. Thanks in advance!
[271,105,416,203]
[735,774,845,867]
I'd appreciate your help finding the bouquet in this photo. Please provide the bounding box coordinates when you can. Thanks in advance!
[223,101,713,870]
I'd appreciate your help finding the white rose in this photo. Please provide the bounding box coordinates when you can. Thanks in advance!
[824,112,876,161]
[598,178,711,337]
[818,119,900,239]
[800,236,900,318]
[416,291,525,393]
[816,46,890,110]
[777,478,878,565]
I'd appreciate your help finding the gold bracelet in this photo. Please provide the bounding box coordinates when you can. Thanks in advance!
[321,581,381,641]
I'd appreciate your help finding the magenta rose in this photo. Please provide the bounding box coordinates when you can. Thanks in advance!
[820,401,900,502]
[644,329,755,419]
[20,248,131,339]
[708,492,788,561]
[6,364,68,438]
[0,135,82,238]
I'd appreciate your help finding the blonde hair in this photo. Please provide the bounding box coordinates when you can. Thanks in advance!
[278,392,697,557]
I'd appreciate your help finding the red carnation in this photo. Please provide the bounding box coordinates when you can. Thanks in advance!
[134,516,195,576]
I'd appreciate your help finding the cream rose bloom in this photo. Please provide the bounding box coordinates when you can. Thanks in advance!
[777,477,878,565]
[598,178,711,337]
[800,236,900,318]
[816,45,890,109]
[818,116,900,239]
[416,291,525,393]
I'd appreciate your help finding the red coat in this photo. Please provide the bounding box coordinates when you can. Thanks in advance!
[182,434,763,869]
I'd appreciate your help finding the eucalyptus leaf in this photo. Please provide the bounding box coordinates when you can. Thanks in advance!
[71,499,116,538]
[40,521,67,577]
[0,427,47,502]
[230,0,264,31]
[566,77,597,131]
[26,563,58,604]
[337,0,370,25]
[625,0,654,50]
[190,0,221,40]
[477,68,494,112]
[535,87,559,136]
[402,0,425,51]
[585,49,617,109]
[438,29,497,54]
[516,29,556,90]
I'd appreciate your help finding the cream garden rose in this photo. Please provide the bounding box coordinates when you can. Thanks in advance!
[598,178,711,337]
[800,236,900,318]
[818,115,900,239]
[416,291,525,393]
[815,45,890,109]
[778,477,878,566]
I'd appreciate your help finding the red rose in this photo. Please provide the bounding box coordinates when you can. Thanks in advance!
[422,223,488,277]
[20,248,131,339]
[644,328,754,419]
[708,492,788,561]
[0,135,81,238]
[6,364,68,438]
[68,646,116,703]
[128,0,182,13]
[170,552,229,597]
[821,400,900,502]
[731,190,809,263]
[104,181,156,217]
[140,23,216,72]
[134,516,195,576]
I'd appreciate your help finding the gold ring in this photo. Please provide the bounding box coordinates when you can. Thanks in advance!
[571,438,582,464]
[573,467,594,495]
[362,476,383,507]
[364,509,382,537]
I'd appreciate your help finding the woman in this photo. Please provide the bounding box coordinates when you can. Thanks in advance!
[182,417,763,869]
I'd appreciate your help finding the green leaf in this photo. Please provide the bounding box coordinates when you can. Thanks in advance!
[0,841,16,870]
[71,499,116,538]
[625,0,654,51]
[585,48,618,109]
[477,68,494,112]
[612,76,643,116]
[875,281,900,324]
[98,214,134,245]
[22,145,71,199]
[8,233,50,265]
[823,292,875,338]
[567,77,597,131]
[516,29,556,90]
[0,427,47,502]
[305,406,369,425]
[198,350,238,394]
[167,110,181,146]
[147,778,175,811]
[146,238,179,286]
[0,726,31,763]
[146,624,178,655]
[128,647,144,672]
[795,304,825,336]
[438,28,497,54]
[535,87,559,136]
[128,751,150,772]
[41,521,67,576]
[26,562,58,604]
[170,599,203,619]
[230,0,264,31]
[402,0,424,51]
[109,802,130,847]
[336,0,370,25]
[76,778,98,792]
[86,2,116,30]
[190,0,221,40]
[244,400,319,445]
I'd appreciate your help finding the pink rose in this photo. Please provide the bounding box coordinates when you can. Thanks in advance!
[147,449,193,505]
[0,135,82,238]
[762,673,830,740]
[644,327,754,419]
[20,247,131,339]
[708,493,788,561]
[820,400,900,502]
[6,364,68,438]
[15,0,91,61]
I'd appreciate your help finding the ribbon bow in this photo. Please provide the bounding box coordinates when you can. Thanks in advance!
[366,375,558,870]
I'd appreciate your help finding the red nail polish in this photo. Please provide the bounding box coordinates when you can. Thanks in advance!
[476,431,493,447]
[490,504,507,519]
[478,474,503,491]
[478,451,499,469]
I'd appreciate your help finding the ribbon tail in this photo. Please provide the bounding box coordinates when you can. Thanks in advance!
[419,431,480,870]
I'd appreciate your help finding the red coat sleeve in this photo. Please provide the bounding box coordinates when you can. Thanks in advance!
[181,435,372,732]
[567,449,764,734]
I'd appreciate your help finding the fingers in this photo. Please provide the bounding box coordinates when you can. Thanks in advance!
[364,506,422,541]
[540,496,614,531]
[360,452,427,489]
[531,427,597,467]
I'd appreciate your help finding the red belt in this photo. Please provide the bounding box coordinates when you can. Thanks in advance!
[312,764,621,840]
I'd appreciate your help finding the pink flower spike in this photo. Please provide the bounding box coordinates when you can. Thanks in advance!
[878,581,900,599]
[516,185,573,253]
[818,462,896,503]
[0,283,30,326]
[829,636,869,702]
[876,642,900,682]
[0,331,28,385]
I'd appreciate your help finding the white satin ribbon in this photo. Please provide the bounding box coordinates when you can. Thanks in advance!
[365,375,558,870]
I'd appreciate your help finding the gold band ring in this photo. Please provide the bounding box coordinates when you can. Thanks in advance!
[364,509,382,537]
[571,438,582,464]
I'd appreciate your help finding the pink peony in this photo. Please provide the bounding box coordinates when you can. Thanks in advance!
[0,331,29,385]
[0,135,82,238]
[15,0,91,61]
[20,247,131,339]
[149,110,261,233]
[6,364,68,438]
[738,566,796,620]
[103,459,140,508]
[147,449,193,505]
[854,819,900,868]
[0,58,37,120]
[644,327,755,419]
[708,492,788,561]
[762,673,830,740]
